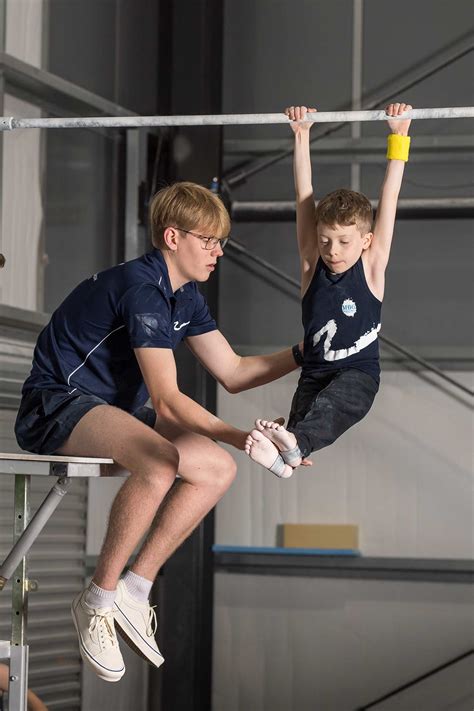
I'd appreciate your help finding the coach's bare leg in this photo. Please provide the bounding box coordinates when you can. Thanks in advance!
[57,405,179,590]
[58,405,236,588]
[130,419,236,580]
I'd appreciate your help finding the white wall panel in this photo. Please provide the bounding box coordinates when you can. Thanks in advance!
[1,96,43,311]
[6,0,43,67]
[213,573,473,711]
[216,370,473,558]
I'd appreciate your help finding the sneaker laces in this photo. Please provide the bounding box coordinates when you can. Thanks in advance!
[89,608,118,649]
[146,605,157,637]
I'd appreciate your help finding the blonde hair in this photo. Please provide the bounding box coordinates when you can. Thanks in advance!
[149,181,230,249]
[315,188,373,234]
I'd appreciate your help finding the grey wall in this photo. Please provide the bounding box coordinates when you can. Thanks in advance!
[47,0,160,113]
[43,130,118,313]
[43,0,162,312]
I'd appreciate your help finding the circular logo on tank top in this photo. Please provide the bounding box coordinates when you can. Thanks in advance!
[342,298,357,317]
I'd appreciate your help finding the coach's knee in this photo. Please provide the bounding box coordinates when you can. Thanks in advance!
[158,444,180,484]
[208,449,237,492]
[139,443,179,490]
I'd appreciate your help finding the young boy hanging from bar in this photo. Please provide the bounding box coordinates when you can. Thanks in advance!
[245,102,413,478]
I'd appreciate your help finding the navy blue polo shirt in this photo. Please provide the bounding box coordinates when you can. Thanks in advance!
[23,249,217,411]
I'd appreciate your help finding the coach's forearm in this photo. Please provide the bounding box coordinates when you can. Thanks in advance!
[154,391,247,450]
[228,347,299,394]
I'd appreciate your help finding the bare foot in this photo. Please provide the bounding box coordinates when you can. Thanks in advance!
[244,429,293,478]
[254,418,301,460]
[255,419,297,450]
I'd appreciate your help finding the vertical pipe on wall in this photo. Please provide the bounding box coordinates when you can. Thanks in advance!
[351,0,363,192]
[125,128,147,261]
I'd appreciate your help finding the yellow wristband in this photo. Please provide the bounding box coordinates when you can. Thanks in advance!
[386,133,410,162]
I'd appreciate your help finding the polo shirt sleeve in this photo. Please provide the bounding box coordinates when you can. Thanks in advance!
[118,283,173,348]
[186,285,217,337]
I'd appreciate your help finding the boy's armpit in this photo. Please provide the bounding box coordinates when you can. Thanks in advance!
[361,250,385,302]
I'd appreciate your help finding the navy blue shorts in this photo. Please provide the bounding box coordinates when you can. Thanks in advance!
[14,387,156,456]
[287,368,379,458]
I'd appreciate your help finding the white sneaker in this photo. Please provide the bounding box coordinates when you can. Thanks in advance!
[71,590,125,682]
[113,579,164,668]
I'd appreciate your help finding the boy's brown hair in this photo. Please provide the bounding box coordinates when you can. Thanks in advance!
[149,181,230,249]
[315,188,373,234]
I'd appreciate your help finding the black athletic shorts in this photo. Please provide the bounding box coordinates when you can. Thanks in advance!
[15,386,156,455]
[287,368,379,458]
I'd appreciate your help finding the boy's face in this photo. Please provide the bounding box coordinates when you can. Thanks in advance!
[317,222,371,273]
[173,225,225,283]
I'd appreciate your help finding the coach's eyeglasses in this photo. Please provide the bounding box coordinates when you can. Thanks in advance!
[175,227,229,250]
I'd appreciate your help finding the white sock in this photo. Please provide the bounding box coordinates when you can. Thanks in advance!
[84,580,116,609]
[123,570,153,603]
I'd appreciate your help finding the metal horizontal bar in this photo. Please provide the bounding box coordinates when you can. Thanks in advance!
[0,452,114,478]
[214,550,474,583]
[0,107,473,131]
[224,134,474,158]
[231,198,474,222]
[0,451,113,464]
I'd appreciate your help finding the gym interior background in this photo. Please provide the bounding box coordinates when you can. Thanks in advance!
[0,1,472,710]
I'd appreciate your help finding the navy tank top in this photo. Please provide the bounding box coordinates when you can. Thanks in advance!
[301,257,382,382]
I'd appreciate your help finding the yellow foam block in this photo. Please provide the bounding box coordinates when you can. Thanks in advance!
[281,523,359,550]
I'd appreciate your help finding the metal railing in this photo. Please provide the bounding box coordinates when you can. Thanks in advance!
[231,198,474,221]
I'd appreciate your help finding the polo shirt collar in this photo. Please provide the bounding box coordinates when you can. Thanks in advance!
[153,249,194,301]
